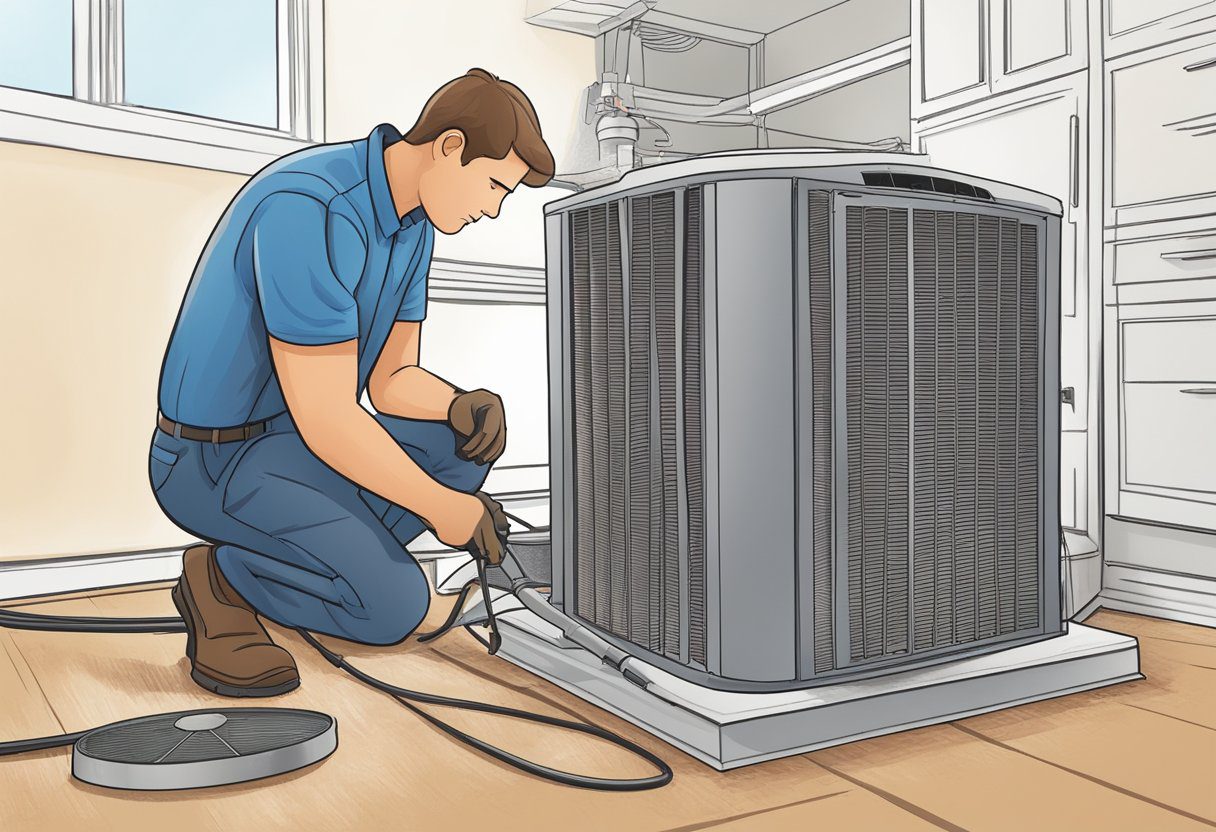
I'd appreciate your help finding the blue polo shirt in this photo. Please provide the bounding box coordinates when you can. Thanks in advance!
[158,123,434,428]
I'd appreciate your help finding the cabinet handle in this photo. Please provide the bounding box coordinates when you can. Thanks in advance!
[1160,249,1216,261]
[1068,115,1080,209]
[1181,388,1216,394]
[1184,56,1216,72]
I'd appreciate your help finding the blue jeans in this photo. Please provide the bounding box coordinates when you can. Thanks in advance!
[149,413,490,645]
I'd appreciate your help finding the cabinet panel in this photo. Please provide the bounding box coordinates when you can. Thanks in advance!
[1110,38,1216,214]
[992,0,1087,91]
[1007,0,1068,71]
[1109,0,1211,34]
[1106,0,1216,59]
[1122,318,1216,382]
[918,0,987,102]
[1117,308,1216,530]
[1113,229,1216,286]
[1124,383,1216,496]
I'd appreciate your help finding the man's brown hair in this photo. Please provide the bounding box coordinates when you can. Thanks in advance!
[404,68,554,188]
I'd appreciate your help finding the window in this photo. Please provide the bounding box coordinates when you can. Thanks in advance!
[0,0,323,173]
[0,0,73,96]
[123,0,279,128]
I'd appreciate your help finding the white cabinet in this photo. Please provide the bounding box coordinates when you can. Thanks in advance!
[913,0,1086,118]
[1116,307,1216,530]
[1106,34,1216,228]
[914,72,1091,528]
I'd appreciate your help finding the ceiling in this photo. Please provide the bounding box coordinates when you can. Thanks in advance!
[526,0,856,39]
[651,0,847,35]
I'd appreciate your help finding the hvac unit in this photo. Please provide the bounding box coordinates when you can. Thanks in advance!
[542,151,1064,692]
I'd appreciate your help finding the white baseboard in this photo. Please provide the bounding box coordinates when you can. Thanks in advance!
[1099,563,1216,629]
[0,548,187,603]
[1101,516,1216,628]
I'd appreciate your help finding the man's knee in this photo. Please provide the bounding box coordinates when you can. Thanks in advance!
[342,563,431,645]
[375,414,490,493]
[441,452,490,493]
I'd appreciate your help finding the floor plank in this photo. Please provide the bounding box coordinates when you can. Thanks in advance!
[806,723,1212,831]
[1087,610,1216,648]
[662,787,948,831]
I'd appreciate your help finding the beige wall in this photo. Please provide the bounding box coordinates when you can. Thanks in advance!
[0,2,591,560]
[0,141,244,559]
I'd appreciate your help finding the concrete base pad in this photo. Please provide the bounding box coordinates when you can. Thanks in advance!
[491,596,1142,770]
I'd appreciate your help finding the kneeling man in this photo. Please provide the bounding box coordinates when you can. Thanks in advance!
[150,69,553,696]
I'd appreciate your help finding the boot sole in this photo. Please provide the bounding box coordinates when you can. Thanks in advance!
[172,565,300,699]
[190,667,300,699]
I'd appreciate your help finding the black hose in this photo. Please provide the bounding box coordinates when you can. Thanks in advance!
[298,628,672,790]
[0,730,88,756]
[0,608,185,633]
[0,599,673,791]
[414,579,479,642]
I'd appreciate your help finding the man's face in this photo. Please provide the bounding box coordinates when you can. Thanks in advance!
[419,131,529,235]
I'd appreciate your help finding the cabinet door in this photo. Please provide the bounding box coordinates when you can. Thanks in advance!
[991,0,1087,93]
[1108,36,1216,227]
[1107,0,1216,59]
[1118,312,1216,530]
[914,79,1089,522]
[913,0,990,117]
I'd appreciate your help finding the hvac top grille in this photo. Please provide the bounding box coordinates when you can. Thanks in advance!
[862,171,993,199]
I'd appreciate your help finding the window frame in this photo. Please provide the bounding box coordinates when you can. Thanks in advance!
[0,0,323,174]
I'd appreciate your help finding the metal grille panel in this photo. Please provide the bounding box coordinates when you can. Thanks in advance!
[907,208,1042,654]
[570,190,702,660]
[845,205,911,662]
[685,187,707,667]
[809,190,835,673]
[653,192,681,658]
[845,204,1043,664]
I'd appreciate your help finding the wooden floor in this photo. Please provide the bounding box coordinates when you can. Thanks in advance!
[1,584,1213,832]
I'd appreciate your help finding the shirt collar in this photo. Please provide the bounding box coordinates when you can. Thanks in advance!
[366,123,428,238]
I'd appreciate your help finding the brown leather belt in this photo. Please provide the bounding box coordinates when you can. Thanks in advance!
[157,412,269,444]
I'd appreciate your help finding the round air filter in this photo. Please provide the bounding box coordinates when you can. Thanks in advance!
[72,708,337,791]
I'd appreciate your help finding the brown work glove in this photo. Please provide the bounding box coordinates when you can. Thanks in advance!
[464,492,510,566]
[448,388,507,465]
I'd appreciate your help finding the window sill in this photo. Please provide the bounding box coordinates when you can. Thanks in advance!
[0,85,313,175]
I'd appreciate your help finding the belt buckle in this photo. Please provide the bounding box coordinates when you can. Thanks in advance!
[210,428,221,446]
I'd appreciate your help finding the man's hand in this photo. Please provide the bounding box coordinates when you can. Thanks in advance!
[448,389,507,465]
[428,491,509,565]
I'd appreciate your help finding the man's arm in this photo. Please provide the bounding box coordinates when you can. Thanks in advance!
[269,335,482,548]
[366,321,459,419]
[368,321,508,464]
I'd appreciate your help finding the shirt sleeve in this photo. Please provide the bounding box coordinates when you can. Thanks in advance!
[251,192,367,345]
[396,224,434,322]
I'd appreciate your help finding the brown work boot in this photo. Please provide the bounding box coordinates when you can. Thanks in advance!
[171,544,300,697]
